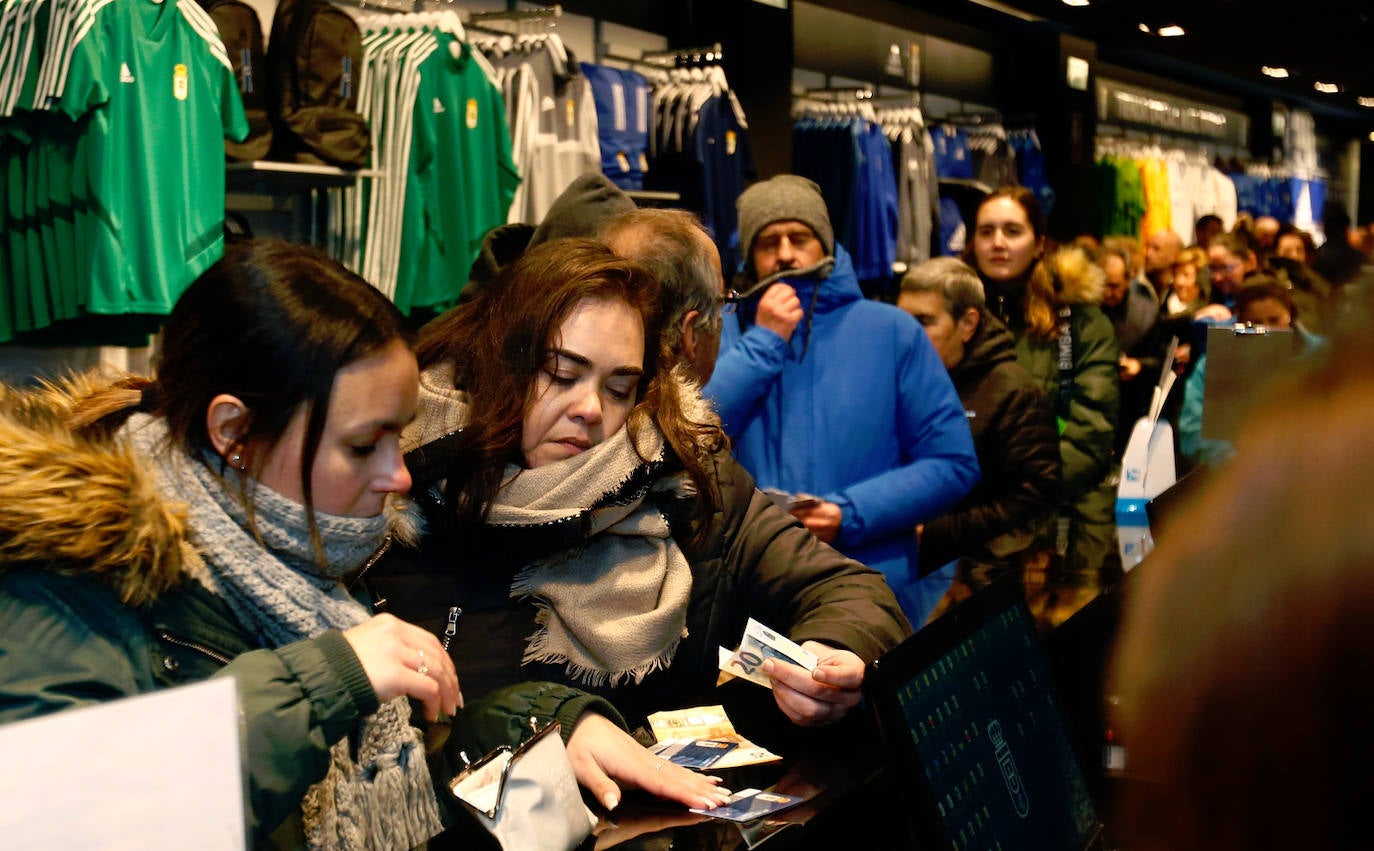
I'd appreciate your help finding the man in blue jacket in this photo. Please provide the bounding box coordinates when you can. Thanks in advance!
[704,175,980,623]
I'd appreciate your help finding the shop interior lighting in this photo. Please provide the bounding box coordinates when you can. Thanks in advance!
[1061,0,1090,6]
[1358,97,1374,107]
[1137,23,1151,33]
[1314,81,1341,94]
[1368,131,1374,142]
[1261,66,1290,79]
[1157,24,1185,37]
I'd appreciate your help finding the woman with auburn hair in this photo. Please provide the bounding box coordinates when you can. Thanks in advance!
[373,238,909,778]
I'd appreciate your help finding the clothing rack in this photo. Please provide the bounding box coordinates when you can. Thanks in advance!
[640,43,723,68]
[598,54,668,76]
[869,92,922,108]
[352,9,464,39]
[802,87,875,101]
[467,4,561,23]
[467,4,561,35]
[939,110,1002,126]
[1095,122,1246,164]
[332,0,417,15]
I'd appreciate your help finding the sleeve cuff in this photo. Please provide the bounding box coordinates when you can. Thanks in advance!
[316,628,380,718]
[828,493,861,547]
[553,693,629,744]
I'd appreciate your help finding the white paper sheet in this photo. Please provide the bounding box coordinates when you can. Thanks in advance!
[0,678,246,849]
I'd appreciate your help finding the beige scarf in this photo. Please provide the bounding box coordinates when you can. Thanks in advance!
[406,365,693,687]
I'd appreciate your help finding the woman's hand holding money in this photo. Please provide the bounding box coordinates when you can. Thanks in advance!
[764,641,865,726]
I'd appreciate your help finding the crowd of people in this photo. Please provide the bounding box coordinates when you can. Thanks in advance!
[2,168,1372,848]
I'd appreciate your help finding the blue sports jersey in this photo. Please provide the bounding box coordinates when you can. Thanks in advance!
[580,62,650,190]
[930,126,973,179]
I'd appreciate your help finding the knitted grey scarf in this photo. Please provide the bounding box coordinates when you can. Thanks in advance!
[124,414,444,850]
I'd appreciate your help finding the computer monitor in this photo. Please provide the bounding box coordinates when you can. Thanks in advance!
[867,576,1104,850]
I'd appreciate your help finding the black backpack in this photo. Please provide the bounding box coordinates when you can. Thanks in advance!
[199,0,272,161]
[266,0,371,168]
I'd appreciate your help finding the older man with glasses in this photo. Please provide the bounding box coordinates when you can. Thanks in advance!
[1205,232,1258,312]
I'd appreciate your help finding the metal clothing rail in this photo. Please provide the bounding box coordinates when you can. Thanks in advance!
[331,0,417,14]
[467,4,561,24]
[639,43,723,67]
[802,87,875,100]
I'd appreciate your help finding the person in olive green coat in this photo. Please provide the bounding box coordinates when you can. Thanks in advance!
[969,186,1121,581]
[0,240,729,849]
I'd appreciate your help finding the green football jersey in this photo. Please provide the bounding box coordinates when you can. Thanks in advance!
[401,34,519,312]
[56,0,246,316]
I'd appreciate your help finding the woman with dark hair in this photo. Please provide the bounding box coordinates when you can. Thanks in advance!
[0,239,686,847]
[968,186,1120,586]
[375,238,908,749]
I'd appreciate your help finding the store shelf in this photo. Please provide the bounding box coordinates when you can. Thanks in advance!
[625,189,682,206]
[226,161,381,193]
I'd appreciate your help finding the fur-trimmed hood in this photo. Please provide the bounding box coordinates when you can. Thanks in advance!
[1047,245,1106,306]
[0,375,421,608]
[0,374,188,606]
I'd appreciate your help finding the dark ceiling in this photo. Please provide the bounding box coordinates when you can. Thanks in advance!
[971,0,1374,127]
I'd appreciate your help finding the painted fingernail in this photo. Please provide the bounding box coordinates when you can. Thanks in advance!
[602,792,619,811]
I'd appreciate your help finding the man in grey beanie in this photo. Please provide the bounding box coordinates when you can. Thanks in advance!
[704,175,980,627]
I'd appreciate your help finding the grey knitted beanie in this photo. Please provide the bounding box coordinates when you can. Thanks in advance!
[531,170,636,246]
[736,175,834,266]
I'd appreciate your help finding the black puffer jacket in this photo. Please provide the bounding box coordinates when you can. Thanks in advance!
[368,444,911,735]
[918,313,1062,574]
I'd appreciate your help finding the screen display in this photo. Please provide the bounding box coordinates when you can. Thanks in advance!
[894,603,1099,851]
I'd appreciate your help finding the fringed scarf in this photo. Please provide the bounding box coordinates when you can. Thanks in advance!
[408,364,693,688]
[124,414,444,850]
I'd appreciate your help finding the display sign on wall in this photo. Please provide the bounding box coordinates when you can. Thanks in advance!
[1096,78,1249,146]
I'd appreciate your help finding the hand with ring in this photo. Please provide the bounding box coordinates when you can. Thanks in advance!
[566,713,733,812]
[343,613,462,721]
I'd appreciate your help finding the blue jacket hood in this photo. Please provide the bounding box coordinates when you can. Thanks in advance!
[782,245,862,316]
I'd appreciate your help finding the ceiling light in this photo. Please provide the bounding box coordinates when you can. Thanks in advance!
[1157,24,1185,37]
[1368,132,1374,142]
[1314,81,1340,94]
[1138,23,1151,33]
[1061,0,1090,6]
[1261,66,1290,79]
[1358,97,1374,107]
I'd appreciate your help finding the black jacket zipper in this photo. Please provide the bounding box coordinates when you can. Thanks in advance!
[348,534,394,599]
[442,605,462,652]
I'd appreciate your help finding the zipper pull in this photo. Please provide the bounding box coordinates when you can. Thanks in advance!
[442,606,462,652]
